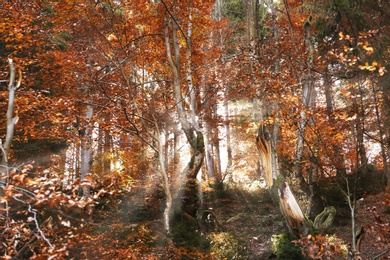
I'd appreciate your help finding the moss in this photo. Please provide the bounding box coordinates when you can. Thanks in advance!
[270,233,306,260]
[208,232,239,259]
[171,220,209,250]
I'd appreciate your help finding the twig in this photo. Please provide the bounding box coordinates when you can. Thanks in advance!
[27,205,53,248]
[12,217,53,260]
[372,249,389,260]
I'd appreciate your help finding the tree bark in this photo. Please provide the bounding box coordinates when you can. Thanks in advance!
[244,0,259,51]
[294,17,315,196]
[164,14,205,222]
[1,59,21,174]
[256,123,273,187]
[1,59,21,210]
[80,104,94,197]
[278,181,305,234]
[223,86,233,175]
[372,83,389,182]
[157,131,173,234]
[213,100,222,181]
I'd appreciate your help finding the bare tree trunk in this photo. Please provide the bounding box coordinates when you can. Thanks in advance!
[204,119,216,181]
[104,126,112,173]
[372,83,389,181]
[80,104,94,197]
[157,131,172,234]
[271,113,280,182]
[164,14,204,222]
[203,84,216,181]
[213,100,222,181]
[1,59,21,174]
[1,59,21,210]
[357,84,368,168]
[294,17,315,195]
[164,128,170,174]
[244,0,259,51]
[223,85,233,181]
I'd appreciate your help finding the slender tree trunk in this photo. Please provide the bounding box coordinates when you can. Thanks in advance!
[204,119,216,181]
[104,126,112,173]
[1,59,21,210]
[357,84,368,168]
[294,17,315,195]
[164,128,170,174]
[173,131,178,171]
[157,132,172,234]
[324,68,347,175]
[80,104,94,197]
[372,83,389,181]
[164,15,204,222]
[244,0,259,52]
[223,85,233,179]
[1,59,21,174]
[203,83,216,181]
[271,111,280,181]
[213,100,222,180]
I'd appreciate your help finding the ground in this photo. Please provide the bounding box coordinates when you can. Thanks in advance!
[65,182,389,259]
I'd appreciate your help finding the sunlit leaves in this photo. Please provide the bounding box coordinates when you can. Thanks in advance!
[358,62,387,76]
[294,234,347,259]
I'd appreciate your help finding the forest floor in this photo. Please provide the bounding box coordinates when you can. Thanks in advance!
[67,182,390,259]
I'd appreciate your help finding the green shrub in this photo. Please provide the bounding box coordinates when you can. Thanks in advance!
[171,220,210,250]
[271,233,305,260]
[208,232,239,259]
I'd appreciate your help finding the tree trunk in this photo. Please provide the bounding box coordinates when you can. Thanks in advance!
[356,84,368,168]
[104,126,112,173]
[204,120,215,181]
[222,86,233,179]
[164,15,204,223]
[294,17,315,197]
[80,104,94,197]
[203,84,216,181]
[1,59,21,210]
[244,0,259,52]
[372,83,389,182]
[256,123,273,187]
[278,181,305,234]
[157,131,173,234]
[1,59,21,174]
[213,100,222,181]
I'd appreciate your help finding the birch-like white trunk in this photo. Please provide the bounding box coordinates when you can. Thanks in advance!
[294,17,315,190]
[164,12,205,223]
[80,104,93,197]
[1,59,21,210]
[1,59,21,175]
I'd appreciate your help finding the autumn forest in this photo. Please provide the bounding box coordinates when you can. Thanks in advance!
[1,0,389,259]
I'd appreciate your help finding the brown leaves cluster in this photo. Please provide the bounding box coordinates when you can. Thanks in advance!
[294,234,347,259]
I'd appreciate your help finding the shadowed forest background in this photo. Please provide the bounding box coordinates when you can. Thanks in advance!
[0,0,389,259]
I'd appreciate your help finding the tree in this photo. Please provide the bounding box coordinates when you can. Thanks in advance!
[163,1,205,223]
[1,59,21,174]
